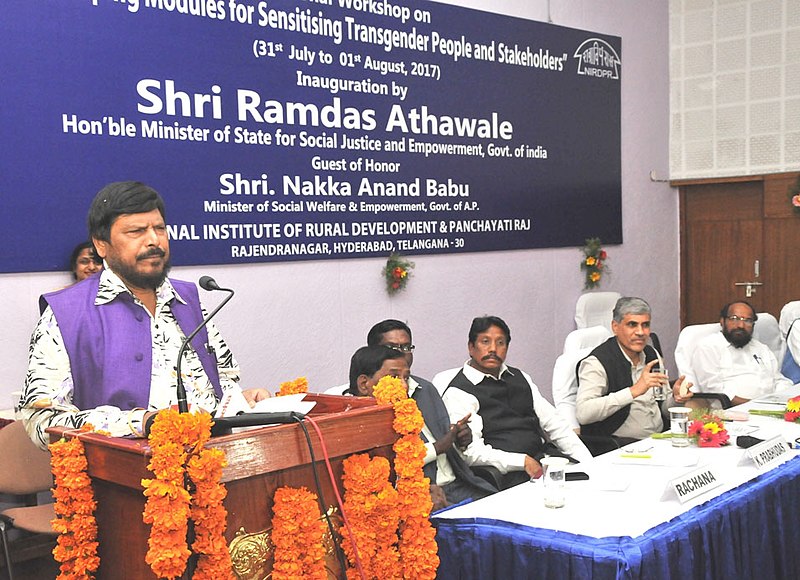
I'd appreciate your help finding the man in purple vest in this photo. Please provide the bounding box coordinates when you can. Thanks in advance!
[21,181,268,449]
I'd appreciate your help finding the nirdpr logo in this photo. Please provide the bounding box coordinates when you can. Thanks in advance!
[573,38,621,80]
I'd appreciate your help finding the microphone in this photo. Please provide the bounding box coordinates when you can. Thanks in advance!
[175,276,235,413]
[736,435,765,449]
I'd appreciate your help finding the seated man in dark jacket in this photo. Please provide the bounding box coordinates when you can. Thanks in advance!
[576,296,692,441]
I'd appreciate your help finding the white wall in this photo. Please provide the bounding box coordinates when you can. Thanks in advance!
[0,0,676,408]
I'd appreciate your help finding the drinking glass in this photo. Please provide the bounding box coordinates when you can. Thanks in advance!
[669,407,691,447]
[541,456,569,508]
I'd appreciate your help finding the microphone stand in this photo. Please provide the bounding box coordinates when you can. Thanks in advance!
[175,277,234,414]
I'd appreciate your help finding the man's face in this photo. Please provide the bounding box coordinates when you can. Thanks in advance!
[357,357,410,396]
[93,209,170,291]
[612,313,651,360]
[721,302,755,348]
[468,325,508,377]
[378,329,414,367]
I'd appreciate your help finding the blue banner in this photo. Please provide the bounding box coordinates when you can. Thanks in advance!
[1,0,622,272]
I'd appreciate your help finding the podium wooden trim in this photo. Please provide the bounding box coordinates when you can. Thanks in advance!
[48,394,397,579]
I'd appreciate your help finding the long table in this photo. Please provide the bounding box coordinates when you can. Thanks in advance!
[432,395,800,579]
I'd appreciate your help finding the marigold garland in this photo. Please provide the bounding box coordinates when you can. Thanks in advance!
[142,410,232,580]
[277,376,309,396]
[49,424,100,580]
[340,454,401,580]
[374,375,439,578]
[271,486,327,579]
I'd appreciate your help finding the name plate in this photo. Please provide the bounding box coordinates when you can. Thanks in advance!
[669,466,723,504]
[745,436,789,471]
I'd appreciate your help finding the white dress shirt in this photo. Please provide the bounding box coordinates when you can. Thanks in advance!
[690,331,792,400]
[432,362,592,474]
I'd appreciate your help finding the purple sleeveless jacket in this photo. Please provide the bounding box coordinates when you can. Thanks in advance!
[40,275,223,410]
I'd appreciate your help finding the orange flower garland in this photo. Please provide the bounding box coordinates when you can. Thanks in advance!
[340,454,401,580]
[277,376,309,396]
[373,375,439,579]
[49,424,100,580]
[142,410,232,580]
[271,486,327,579]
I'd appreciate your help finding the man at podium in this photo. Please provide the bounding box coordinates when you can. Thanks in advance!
[20,181,267,449]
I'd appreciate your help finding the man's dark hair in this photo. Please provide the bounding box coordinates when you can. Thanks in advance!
[69,240,101,278]
[367,319,412,346]
[720,300,758,322]
[88,181,166,242]
[468,316,511,344]
[348,345,405,395]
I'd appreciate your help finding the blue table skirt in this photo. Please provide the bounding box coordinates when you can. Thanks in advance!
[434,456,800,580]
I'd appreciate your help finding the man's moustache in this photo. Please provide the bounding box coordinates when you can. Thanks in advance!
[482,354,500,361]
[138,249,165,260]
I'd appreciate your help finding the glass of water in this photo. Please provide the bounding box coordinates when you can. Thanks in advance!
[652,367,668,402]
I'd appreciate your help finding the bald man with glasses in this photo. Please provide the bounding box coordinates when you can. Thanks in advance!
[690,301,792,405]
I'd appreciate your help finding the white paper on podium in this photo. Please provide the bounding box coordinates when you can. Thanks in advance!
[214,391,316,418]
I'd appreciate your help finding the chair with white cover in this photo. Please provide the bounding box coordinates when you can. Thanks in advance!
[0,421,57,579]
[779,301,800,381]
[563,326,613,354]
[574,291,621,332]
[552,326,613,432]
[323,384,349,396]
[752,312,784,365]
[673,322,719,387]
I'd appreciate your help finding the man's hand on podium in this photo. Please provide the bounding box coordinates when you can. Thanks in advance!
[243,388,272,406]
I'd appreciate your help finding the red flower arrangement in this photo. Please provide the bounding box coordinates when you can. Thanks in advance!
[785,395,800,422]
[382,253,414,295]
[750,395,800,423]
[687,412,730,447]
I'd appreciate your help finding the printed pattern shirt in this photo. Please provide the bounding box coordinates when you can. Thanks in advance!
[21,268,240,448]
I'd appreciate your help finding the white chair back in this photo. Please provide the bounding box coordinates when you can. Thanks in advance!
[323,384,349,395]
[563,326,612,353]
[574,291,621,331]
[779,301,800,339]
[753,312,784,364]
[674,323,719,386]
[553,327,612,430]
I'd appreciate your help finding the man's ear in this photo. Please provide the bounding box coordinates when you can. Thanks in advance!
[356,374,371,396]
[92,237,108,259]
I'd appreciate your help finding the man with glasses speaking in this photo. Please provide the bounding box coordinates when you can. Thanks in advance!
[691,301,792,405]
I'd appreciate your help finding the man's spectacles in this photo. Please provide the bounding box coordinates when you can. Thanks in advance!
[726,315,755,326]
[386,343,415,353]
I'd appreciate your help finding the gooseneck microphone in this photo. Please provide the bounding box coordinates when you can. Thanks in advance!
[175,276,235,413]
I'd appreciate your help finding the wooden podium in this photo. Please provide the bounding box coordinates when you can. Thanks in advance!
[49,394,398,579]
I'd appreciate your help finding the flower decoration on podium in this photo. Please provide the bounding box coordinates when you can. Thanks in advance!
[580,237,609,290]
[382,252,415,295]
[688,411,730,447]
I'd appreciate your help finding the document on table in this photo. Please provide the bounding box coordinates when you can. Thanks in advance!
[612,445,700,467]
